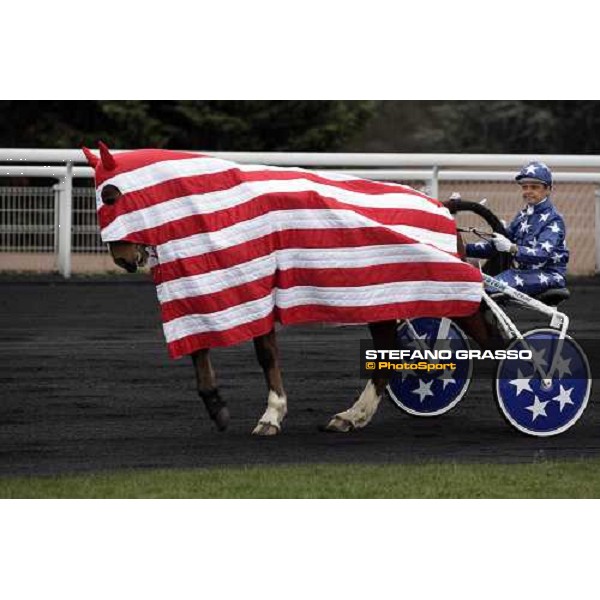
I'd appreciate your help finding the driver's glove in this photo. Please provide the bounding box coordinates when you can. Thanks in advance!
[491,233,515,254]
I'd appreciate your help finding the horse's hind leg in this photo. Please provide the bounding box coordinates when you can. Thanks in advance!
[455,305,505,350]
[324,320,396,432]
[252,329,287,436]
[192,349,230,432]
[324,379,383,432]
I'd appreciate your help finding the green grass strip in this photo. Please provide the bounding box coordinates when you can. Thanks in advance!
[2,461,600,498]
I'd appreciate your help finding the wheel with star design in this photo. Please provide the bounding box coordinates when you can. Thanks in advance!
[387,317,472,416]
[494,327,591,436]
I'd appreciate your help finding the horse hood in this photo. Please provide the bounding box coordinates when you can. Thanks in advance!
[84,145,483,358]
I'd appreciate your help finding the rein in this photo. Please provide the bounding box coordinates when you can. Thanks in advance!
[457,226,495,241]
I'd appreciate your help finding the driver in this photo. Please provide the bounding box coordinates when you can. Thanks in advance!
[465,161,569,296]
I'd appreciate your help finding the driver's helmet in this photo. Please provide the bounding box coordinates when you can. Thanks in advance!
[515,161,553,187]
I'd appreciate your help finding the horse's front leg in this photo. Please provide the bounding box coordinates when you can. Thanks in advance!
[252,329,287,436]
[191,348,230,431]
[324,320,396,432]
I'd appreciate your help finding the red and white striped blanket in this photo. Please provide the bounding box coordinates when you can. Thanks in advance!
[88,147,482,358]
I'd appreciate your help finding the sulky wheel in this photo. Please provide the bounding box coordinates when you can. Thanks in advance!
[494,327,591,436]
[387,317,472,416]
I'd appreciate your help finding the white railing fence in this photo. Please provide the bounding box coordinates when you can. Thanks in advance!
[1,150,600,277]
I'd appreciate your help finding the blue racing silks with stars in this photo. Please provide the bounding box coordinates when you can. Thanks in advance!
[466,197,569,295]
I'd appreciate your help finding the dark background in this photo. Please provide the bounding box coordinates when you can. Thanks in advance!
[2,100,600,154]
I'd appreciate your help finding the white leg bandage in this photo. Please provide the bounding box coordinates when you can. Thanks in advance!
[257,390,288,431]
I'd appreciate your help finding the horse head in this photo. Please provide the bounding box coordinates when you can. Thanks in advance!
[83,143,150,273]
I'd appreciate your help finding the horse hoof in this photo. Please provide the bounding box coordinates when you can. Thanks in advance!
[322,416,354,433]
[214,407,230,432]
[201,388,229,431]
[252,422,280,436]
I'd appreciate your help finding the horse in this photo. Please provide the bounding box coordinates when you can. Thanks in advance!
[86,144,496,436]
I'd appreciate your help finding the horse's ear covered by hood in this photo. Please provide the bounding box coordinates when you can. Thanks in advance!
[82,141,118,179]
[98,141,117,171]
[82,146,99,168]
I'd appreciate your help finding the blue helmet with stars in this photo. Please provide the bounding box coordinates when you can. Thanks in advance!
[515,161,553,187]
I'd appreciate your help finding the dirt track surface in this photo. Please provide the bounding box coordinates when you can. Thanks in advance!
[1,275,599,476]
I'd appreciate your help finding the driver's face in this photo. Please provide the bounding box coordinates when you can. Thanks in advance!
[519,182,549,205]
